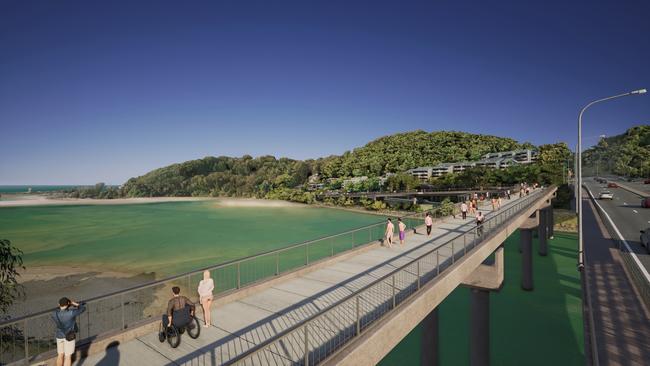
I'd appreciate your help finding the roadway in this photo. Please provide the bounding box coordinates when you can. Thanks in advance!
[583,177,650,270]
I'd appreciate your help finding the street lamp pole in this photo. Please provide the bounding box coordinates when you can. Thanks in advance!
[577,88,646,271]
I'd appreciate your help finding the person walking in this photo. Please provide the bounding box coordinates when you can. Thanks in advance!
[506,189,511,200]
[476,211,485,236]
[425,212,433,237]
[385,218,395,248]
[197,270,215,328]
[460,201,468,220]
[398,218,406,247]
[491,196,497,211]
[497,195,502,209]
[52,297,86,366]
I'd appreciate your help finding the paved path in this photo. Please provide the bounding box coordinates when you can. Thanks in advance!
[583,191,650,366]
[75,196,524,366]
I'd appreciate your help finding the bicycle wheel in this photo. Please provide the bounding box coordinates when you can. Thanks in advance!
[187,316,201,339]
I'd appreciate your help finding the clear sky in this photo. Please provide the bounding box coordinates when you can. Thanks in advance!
[1,0,649,185]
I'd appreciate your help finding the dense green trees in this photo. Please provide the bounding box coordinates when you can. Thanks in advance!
[0,239,24,314]
[583,125,650,177]
[108,130,573,207]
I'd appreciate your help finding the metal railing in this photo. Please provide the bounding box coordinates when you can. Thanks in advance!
[0,203,463,365]
[226,187,552,366]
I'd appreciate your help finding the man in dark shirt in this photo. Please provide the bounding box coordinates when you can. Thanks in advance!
[52,297,86,366]
[163,286,195,328]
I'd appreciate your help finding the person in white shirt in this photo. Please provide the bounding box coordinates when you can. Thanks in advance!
[424,212,433,236]
[197,270,215,327]
[460,202,468,220]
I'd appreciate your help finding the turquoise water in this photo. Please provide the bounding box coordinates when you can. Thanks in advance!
[0,201,384,276]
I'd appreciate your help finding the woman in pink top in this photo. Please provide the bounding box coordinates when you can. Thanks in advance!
[425,212,433,236]
[197,270,214,327]
[385,218,394,248]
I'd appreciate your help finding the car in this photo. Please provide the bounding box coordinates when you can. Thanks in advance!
[644,179,650,184]
[607,182,618,188]
[598,191,613,200]
[641,228,650,254]
[641,197,650,208]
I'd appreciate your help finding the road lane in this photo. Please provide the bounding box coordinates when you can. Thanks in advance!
[584,178,650,273]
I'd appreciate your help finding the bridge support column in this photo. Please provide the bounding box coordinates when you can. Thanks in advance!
[462,247,504,366]
[547,207,554,239]
[520,228,534,291]
[420,307,439,366]
[470,288,490,366]
[537,208,548,256]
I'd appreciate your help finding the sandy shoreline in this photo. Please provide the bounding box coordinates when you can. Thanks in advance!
[0,195,306,208]
[11,265,156,317]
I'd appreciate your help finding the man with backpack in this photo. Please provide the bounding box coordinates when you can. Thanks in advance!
[52,297,86,366]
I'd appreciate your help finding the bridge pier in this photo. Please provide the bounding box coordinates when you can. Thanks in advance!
[519,214,538,291]
[470,288,490,366]
[547,206,554,239]
[420,307,439,366]
[462,246,504,366]
[537,208,548,256]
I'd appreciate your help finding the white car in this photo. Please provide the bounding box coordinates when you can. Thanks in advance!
[641,228,650,254]
[599,191,613,200]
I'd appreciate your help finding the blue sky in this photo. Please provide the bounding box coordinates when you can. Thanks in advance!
[1,0,649,184]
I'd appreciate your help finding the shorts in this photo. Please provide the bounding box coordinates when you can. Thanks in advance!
[200,295,214,303]
[426,225,432,235]
[56,337,75,356]
[399,231,405,240]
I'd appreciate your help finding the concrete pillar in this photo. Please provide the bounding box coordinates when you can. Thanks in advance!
[420,307,439,366]
[537,209,548,256]
[520,228,534,291]
[548,207,554,239]
[470,288,490,366]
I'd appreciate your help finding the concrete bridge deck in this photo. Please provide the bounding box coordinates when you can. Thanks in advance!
[73,194,535,366]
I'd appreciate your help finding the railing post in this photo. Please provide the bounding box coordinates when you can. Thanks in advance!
[306,244,309,265]
[356,296,361,335]
[237,262,241,289]
[464,234,467,255]
[121,293,125,330]
[436,251,440,275]
[452,240,455,263]
[417,260,421,290]
[276,253,280,276]
[331,237,334,257]
[369,227,372,242]
[304,325,310,366]
[352,231,355,248]
[392,275,396,309]
[23,319,28,362]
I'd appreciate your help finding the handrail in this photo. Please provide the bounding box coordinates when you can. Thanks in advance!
[0,206,430,327]
[227,187,552,365]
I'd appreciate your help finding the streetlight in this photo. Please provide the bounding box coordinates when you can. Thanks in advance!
[577,88,646,271]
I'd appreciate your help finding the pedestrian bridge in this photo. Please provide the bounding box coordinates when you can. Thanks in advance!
[1,187,557,366]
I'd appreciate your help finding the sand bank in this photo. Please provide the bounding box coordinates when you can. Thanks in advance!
[11,266,156,317]
[0,195,214,207]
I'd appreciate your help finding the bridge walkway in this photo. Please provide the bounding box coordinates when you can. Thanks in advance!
[75,197,522,366]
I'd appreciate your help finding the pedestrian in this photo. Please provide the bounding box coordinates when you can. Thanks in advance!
[52,297,86,366]
[506,189,511,200]
[425,212,433,237]
[476,211,485,236]
[491,196,497,211]
[197,270,214,328]
[525,186,530,195]
[398,218,406,247]
[497,195,502,209]
[385,218,394,248]
[461,201,468,220]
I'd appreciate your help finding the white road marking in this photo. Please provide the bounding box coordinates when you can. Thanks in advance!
[623,202,627,205]
[633,210,638,214]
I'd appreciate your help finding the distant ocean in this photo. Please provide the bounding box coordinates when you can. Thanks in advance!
[0,185,83,193]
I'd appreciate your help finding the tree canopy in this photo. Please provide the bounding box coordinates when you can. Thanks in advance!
[583,125,650,177]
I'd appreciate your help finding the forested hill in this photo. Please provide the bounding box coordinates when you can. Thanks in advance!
[319,130,530,178]
[583,125,650,177]
[121,130,529,197]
